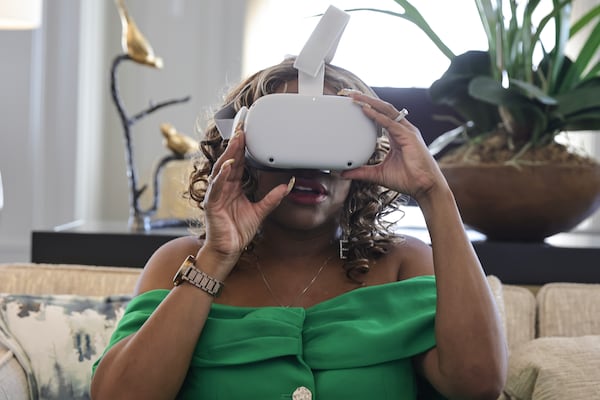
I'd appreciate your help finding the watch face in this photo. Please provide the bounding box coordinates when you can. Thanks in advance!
[173,256,195,286]
[173,265,186,286]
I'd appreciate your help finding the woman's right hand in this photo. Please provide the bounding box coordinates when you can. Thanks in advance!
[200,124,293,274]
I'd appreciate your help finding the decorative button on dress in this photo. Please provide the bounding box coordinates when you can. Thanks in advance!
[93,275,444,399]
[293,386,312,400]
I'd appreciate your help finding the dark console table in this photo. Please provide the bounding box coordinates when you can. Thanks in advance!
[31,220,600,285]
[31,221,187,268]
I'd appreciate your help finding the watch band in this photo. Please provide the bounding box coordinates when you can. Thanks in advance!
[173,255,223,297]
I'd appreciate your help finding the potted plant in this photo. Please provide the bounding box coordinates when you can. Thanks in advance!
[350,0,600,241]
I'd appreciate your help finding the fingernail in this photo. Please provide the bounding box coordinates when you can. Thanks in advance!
[222,158,235,168]
[232,125,243,139]
[354,100,371,108]
[337,88,362,96]
[286,176,296,195]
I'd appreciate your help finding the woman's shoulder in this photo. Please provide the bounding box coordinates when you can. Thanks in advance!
[385,234,434,281]
[133,235,204,295]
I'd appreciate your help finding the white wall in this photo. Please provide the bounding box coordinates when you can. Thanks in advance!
[0,0,82,261]
[0,28,38,261]
[0,0,247,262]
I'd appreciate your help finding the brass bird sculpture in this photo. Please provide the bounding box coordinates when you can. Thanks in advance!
[160,123,199,157]
[115,0,163,68]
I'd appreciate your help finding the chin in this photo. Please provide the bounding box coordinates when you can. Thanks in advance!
[267,204,339,233]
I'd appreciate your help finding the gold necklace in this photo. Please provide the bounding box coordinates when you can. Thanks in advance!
[254,255,333,307]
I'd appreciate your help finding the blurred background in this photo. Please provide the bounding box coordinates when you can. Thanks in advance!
[1,0,598,261]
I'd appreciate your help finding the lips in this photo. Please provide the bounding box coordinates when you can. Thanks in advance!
[287,177,328,204]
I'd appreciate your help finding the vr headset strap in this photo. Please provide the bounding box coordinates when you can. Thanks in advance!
[294,6,350,96]
[214,5,350,139]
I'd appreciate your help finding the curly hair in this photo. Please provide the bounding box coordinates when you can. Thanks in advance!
[188,57,407,281]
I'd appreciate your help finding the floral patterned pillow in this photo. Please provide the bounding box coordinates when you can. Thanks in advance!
[0,294,131,399]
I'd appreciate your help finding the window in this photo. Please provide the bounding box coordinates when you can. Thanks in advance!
[243,0,488,88]
[243,0,564,88]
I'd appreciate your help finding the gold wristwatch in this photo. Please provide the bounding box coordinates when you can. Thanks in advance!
[173,255,223,297]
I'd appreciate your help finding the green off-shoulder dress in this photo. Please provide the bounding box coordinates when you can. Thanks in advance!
[93,275,445,399]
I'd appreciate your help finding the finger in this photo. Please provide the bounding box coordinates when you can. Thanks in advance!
[221,125,245,162]
[254,177,295,218]
[347,93,413,132]
[225,127,247,182]
[206,158,235,203]
[212,124,245,179]
[347,93,399,119]
[360,104,405,131]
[341,163,384,185]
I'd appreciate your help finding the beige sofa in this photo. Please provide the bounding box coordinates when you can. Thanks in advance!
[0,263,598,400]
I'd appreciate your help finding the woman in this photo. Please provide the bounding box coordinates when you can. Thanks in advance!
[91,58,507,399]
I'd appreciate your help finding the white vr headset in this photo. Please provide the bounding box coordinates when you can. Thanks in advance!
[214,6,379,171]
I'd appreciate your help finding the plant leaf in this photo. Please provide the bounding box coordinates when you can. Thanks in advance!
[548,0,571,91]
[559,19,600,92]
[521,0,543,81]
[530,0,571,91]
[508,79,558,105]
[555,84,600,116]
[344,6,455,59]
[561,115,600,132]
[474,0,497,70]
[468,76,550,142]
[516,104,549,144]
[583,62,600,80]
[468,76,522,106]
[502,101,549,144]
[429,51,500,133]
[570,3,600,37]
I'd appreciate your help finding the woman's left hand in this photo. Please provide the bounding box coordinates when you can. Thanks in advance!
[340,92,448,203]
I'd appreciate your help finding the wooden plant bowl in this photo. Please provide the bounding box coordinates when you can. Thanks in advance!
[441,163,600,241]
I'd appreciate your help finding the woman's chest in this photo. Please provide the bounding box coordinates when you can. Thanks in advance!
[215,255,401,308]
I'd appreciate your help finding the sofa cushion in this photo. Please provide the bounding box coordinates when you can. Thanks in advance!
[503,335,600,400]
[0,293,131,399]
[537,282,600,337]
[486,275,506,330]
[0,342,29,400]
[502,284,536,350]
